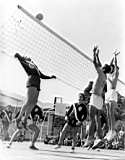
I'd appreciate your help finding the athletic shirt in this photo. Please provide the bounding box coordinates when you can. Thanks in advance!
[17,54,52,91]
[66,103,87,127]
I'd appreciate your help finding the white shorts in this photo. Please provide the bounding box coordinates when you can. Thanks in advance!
[89,94,103,110]
[105,89,118,103]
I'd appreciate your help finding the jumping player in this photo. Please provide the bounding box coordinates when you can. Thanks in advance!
[7,105,44,150]
[84,46,112,149]
[14,53,56,129]
[105,51,119,141]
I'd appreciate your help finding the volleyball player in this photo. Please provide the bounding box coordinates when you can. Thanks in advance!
[105,51,119,141]
[7,105,44,150]
[14,53,56,129]
[84,46,112,149]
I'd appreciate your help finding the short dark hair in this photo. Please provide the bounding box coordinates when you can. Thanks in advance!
[78,93,85,100]
[102,64,111,74]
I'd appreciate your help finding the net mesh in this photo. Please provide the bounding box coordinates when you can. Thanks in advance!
[0,5,125,96]
[0,6,95,92]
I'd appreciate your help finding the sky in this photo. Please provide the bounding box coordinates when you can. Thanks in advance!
[0,0,125,104]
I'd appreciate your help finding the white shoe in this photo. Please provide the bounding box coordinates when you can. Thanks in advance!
[92,139,102,149]
[93,139,101,146]
[83,139,94,148]
[55,145,61,149]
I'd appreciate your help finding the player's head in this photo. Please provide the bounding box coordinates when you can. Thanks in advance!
[78,93,85,102]
[102,64,111,74]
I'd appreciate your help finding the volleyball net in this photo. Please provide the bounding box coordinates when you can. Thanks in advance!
[0,5,125,141]
[0,5,125,96]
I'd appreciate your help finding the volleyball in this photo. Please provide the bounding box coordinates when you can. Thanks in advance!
[35,13,44,21]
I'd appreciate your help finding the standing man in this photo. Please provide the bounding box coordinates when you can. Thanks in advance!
[14,53,56,129]
[55,93,87,151]
[84,46,112,148]
[105,51,119,141]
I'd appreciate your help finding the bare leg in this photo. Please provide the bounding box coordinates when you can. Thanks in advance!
[16,87,39,128]
[95,109,102,139]
[55,123,70,149]
[71,126,78,151]
[7,129,21,148]
[91,109,103,149]
[28,123,40,149]
[83,105,95,147]
[106,103,111,130]
[104,103,111,139]
[17,87,39,120]
[88,106,96,140]
[107,101,116,141]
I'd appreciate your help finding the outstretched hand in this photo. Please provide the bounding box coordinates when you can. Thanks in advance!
[51,75,56,79]
[93,46,99,55]
[113,50,120,57]
[14,53,20,58]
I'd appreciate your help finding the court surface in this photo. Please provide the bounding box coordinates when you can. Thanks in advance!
[0,141,125,160]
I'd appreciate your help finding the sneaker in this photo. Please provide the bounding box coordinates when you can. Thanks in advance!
[92,139,102,149]
[29,145,39,150]
[83,139,94,148]
[55,145,61,149]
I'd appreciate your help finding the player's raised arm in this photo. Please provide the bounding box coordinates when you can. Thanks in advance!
[93,46,102,73]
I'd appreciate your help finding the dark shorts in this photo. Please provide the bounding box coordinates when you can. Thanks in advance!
[27,85,40,91]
